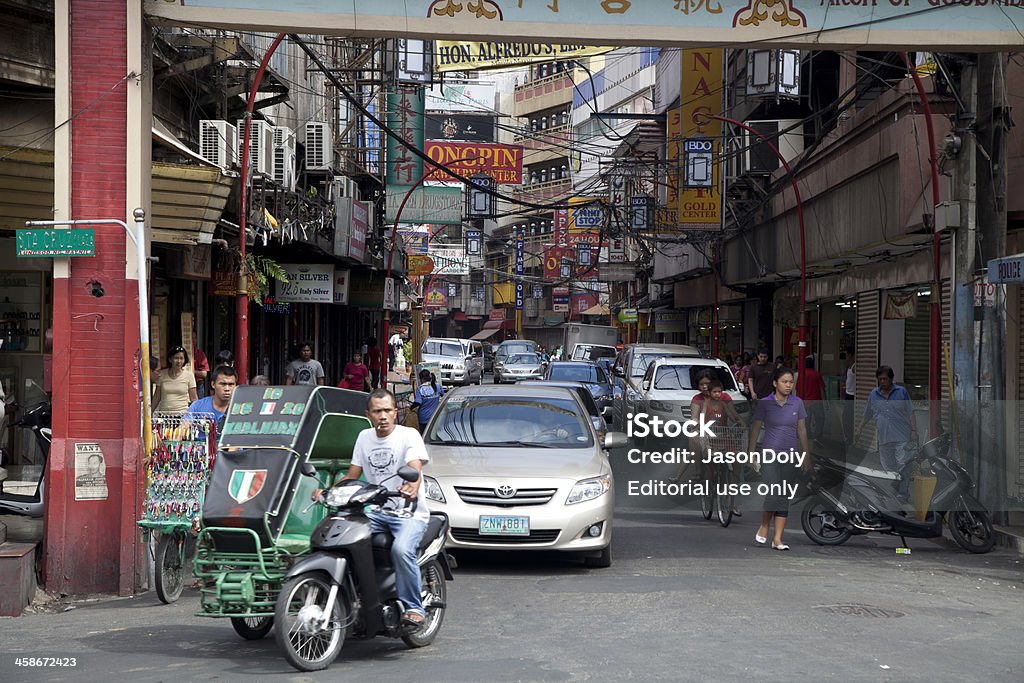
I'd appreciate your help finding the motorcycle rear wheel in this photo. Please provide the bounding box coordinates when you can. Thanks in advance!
[275,573,346,671]
[948,509,995,554]
[402,560,447,648]
[154,532,186,604]
[801,497,852,546]
[231,616,273,640]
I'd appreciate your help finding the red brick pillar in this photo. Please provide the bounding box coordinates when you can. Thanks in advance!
[46,1,148,595]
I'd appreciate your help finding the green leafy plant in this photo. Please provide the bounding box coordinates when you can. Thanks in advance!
[244,253,288,306]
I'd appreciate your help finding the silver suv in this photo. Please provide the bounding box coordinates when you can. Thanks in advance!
[421,338,484,386]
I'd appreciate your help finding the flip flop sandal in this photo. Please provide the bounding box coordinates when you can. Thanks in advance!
[402,612,425,627]
[772,544,791,551]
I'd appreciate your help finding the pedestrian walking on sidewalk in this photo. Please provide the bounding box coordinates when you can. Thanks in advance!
[339,351,371,391]
[855,365,918,503]
[285,342,326,387]
[747,349,774,400]
[366,338,383,390]
[748,366,811,551]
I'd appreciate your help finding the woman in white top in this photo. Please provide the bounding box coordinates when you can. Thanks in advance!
[154,346,198,414]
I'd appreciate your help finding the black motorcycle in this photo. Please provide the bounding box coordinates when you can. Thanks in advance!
[0,400,52,518]
[274,464,453,672]
[799,433,995,554]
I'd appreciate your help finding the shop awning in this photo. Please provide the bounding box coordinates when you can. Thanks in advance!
[453,311,469,321]
[0,146,56,231]
[469,327,502,341]
[483,318,516,330]
[581,304,610,316]
[151,161,234,245]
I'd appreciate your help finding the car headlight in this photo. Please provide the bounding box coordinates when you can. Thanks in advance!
[648,400,675,413]
[566,475,611,505]
[422,475,446,503]
[454,363,464,370]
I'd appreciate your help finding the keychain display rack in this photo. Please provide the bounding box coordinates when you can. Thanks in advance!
[139,413,218,533]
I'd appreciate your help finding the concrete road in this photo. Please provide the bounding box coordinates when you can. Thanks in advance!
[3,499,1023,682]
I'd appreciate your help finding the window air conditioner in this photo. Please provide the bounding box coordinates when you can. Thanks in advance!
[272,126,296,190]
[741,119,804,175]
[199,120,236,169]
[236,118,274,177]
[305,121,334,171]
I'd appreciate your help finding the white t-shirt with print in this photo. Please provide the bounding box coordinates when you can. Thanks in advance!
[351,425,430,521]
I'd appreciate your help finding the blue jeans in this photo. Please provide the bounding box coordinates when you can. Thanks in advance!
[367,510,427,616]
[879,442,914,498]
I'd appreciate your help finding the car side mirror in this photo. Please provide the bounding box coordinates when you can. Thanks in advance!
[602,406,614,419]
[0,447,9,467]
[604,432,629,449]
[613,366,624,377]
[397,465,420,482]
[299,461,318,478]
[641,380,650,391]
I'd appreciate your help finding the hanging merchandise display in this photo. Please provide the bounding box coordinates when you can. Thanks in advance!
[137,412,219,604]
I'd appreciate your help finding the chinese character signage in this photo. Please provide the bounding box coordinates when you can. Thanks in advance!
[386,87,425,186]
[514,225,525,310]
[676,49,722,231]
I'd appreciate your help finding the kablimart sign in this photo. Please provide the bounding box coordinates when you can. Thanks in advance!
[146,2,1023,50]
[277,264,335,303]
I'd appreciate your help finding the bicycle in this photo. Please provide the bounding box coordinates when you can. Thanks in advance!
[699,424,747,527]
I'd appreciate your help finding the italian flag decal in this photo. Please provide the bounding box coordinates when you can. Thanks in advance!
[228,469,267,504]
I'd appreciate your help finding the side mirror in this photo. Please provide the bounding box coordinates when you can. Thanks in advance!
[0,447,9,467]
[604,432,629,450]
[299,461,318,478]
[613,365,624,377]
[641,380,651,391]
[397,465,420,482]
[602,406,614,419]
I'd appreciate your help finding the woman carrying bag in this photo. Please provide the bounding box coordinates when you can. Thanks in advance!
[410,369,444,433]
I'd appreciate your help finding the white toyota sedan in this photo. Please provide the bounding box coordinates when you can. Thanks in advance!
[420,384,618,567]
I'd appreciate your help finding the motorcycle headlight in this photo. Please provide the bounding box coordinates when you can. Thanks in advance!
[566,475,611,505]
[325,483,363,507]
[423,475,446,503]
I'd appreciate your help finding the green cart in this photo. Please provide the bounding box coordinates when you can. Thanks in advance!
[193,385,370,640]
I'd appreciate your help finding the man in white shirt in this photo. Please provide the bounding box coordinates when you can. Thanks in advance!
[323,389,430,626]
[843,350,856,445]
[388,332,403,372]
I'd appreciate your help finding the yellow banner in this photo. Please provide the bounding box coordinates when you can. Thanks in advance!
[677,49,722,231]
[435,42,613,73]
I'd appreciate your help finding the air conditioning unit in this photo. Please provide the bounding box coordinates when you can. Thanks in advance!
[332,176,357,201]
[236,118,274,177]
[305,121,334,171]
[272,126,296,190]
[742,119,804,175]
[198,120,236,169]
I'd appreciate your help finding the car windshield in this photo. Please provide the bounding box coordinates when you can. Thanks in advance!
[423,341,463,357]
[499,343,534,356]
[653,365,739,391]
[509,353,539,365]
[426,396,593,447]
[631,352,682,377]
[549,364,607,384]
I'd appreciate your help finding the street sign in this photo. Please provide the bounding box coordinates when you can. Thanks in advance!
[383,277,397,310]
[987,254,1024,284]
[16,228,95,257]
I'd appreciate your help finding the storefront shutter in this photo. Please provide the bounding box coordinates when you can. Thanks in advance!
[854,290,880,450]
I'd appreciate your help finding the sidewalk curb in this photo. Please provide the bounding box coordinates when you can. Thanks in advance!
[993,526,1024,555]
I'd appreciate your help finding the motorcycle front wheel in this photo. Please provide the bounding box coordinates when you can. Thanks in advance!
[275,573,346,672]
[801,496,852,546]
[948,509,995,554]
[402,560,447,648]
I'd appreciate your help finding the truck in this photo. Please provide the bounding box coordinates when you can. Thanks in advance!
[563,323,619,362]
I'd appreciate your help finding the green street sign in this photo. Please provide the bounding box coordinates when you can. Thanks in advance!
[16,228,96,257]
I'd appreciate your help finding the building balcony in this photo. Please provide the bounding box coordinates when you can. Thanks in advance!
[512,177,572,203]
[514,74,574,117]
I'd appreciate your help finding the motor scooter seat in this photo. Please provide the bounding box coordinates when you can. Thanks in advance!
[370,515,446,554]
[833,459,898,480]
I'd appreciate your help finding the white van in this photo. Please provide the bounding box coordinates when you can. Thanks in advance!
[421,338,484,386]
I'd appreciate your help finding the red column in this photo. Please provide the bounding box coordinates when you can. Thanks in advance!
[45,1,141,595]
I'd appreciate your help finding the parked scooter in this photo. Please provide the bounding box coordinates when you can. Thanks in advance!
[799,433,995,554]
[0,400,52,518]
[274,464,453,672]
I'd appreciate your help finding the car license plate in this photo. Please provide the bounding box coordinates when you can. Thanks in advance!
[479,515,529,536]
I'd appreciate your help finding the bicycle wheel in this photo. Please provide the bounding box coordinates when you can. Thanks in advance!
[154,531,186,604]
[715,467,734,527]
[700,473,714,520]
